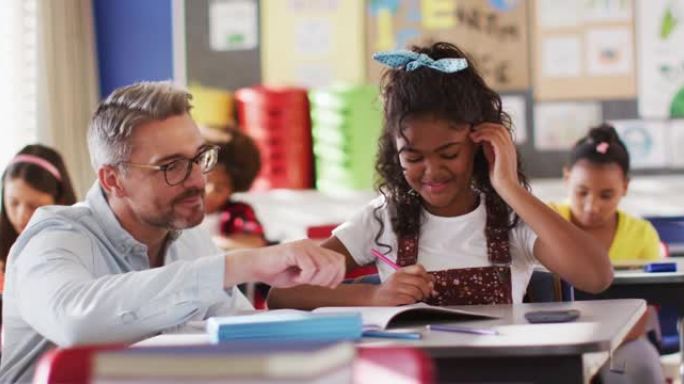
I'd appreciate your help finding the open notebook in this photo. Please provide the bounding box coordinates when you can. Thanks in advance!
[314,302,497,330]
[206,303,496,343]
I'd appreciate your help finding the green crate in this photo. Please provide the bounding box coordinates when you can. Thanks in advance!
[309,84,382,192]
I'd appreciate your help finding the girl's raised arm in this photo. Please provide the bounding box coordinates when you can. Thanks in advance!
[470,123,612,293]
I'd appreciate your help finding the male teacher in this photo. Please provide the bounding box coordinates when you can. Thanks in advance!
[0,81,346,382]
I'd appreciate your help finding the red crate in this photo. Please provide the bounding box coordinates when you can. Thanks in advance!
[235,86,313,190]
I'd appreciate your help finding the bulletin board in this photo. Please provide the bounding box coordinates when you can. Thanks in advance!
[184,0,261,91]
[514,96,658,177]
[636,0,684,118]
[179,0,684,178]
[260,0,366,88]
[365,0,530,92]
[531,0,637,101]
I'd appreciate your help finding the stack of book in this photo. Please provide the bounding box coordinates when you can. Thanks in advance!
[206,310,363,343]
[92,341,355,383]
[309,84,382,193]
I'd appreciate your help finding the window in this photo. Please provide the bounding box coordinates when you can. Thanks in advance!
[0,0,37,171]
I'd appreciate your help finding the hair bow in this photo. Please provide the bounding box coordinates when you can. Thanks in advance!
[596,142,609,154]
[372,49,468,73]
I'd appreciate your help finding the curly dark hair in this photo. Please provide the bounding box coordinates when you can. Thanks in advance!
[374,41,529,251]
[215,129,262,192]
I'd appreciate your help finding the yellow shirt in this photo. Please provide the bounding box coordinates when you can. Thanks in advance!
[549,202,662,261]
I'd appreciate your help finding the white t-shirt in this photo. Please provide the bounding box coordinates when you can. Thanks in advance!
[333,195,539,303]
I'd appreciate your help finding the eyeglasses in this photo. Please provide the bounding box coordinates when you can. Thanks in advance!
[120,145,220,186]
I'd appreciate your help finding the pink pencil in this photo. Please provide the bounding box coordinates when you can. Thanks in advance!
[371,249,400,271]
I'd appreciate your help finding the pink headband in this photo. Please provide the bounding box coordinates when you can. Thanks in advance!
[10,154,62,181]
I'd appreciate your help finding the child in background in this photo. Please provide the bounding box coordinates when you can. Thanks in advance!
[268,41,612,310]
[0,144,77,291]
[551,124,664,384]
[203,128,266,250]
[550,124,662,261]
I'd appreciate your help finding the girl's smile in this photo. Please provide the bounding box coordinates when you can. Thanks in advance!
[396,114,478,217]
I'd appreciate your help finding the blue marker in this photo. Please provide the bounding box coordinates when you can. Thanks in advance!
[643,262,677,273]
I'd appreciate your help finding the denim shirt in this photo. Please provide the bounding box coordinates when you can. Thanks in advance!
[0,183,252,383]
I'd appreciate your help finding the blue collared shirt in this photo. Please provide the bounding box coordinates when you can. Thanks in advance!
[0,183,253,383]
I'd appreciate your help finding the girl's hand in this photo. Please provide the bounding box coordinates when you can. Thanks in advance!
[370,264,435,306]
[470,123,519,193]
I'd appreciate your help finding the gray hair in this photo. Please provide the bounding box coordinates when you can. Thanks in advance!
[87,81,193,170]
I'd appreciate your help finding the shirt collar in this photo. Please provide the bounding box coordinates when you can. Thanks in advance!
[85,182,181,255]
[86,182,145,255]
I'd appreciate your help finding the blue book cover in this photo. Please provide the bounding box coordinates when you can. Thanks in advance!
[206,310,363,343]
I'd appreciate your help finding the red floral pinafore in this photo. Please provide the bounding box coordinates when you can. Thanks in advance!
[396,197,512,305]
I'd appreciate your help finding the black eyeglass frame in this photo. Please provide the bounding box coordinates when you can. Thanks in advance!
[119,145,220,186]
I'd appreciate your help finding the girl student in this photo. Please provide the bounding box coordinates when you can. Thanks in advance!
[267,42,612,309]
[551,124,665,384]
[550,124,662,262]
[0,144,77,290]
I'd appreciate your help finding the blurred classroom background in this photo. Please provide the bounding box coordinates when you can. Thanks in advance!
[2,0,684,243]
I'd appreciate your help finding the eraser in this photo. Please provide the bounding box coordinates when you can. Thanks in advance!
[643,262,676,273]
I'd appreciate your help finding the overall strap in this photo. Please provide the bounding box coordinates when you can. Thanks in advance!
[397,195,511,265]
[484,194,512,265]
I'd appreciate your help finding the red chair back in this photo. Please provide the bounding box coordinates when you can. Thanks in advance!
[307,224,379,279]
[33,344,125,384]
[355,346,434,384]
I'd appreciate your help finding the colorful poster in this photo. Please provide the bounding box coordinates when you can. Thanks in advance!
[261,0,365,88]
[209,0,258,51]
[366,0,530,91]
[532,0,636,100]
[533,102,602,150]
[586,27,633,76]
[421,0,455,29]
[637,0,684,118]
[611,120,668,169]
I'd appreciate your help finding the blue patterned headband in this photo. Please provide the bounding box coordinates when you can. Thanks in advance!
[372,49,468,73]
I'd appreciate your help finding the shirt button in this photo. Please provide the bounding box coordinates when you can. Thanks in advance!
[120,311,138,323]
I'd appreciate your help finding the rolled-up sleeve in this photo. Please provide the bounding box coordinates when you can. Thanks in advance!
[14,229,231,346]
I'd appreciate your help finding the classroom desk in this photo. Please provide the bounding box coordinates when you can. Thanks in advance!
[138,299,644,384]
[575,262,684,383]
[575,262,684,327]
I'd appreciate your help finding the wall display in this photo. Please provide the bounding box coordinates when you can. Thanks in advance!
[637,0,684,118]
[261,0,365,88]
[611,119,669,169]
[532,0,636,100]
[366,0,530,91]
[533,101,602,151]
